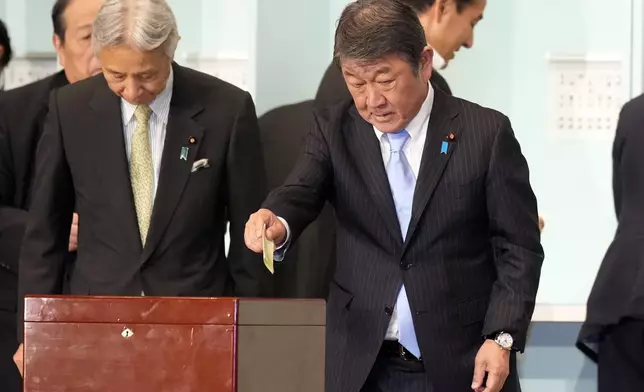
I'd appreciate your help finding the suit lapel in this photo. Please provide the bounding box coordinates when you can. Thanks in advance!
[89,77,141,251]
[347,108,402,242]
[404,89,460,247]
[141,65,204,262]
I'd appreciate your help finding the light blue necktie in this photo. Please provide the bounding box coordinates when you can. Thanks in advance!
[386,130,420,358]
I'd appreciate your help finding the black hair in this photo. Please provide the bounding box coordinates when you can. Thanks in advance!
[52,0,73,42]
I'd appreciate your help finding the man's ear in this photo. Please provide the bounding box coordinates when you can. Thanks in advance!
[420,46,434,81]
[53,34,66,69]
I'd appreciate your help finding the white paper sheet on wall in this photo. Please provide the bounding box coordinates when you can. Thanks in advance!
[547,54,626,140]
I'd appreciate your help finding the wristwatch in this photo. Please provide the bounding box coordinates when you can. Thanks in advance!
[492,332,514,351]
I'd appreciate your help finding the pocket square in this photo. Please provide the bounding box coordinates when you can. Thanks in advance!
[191,158,210,173]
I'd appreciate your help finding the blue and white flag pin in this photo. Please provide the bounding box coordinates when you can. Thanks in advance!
[440,141,448,154]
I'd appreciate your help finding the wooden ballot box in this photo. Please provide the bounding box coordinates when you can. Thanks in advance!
[23,296,325,392]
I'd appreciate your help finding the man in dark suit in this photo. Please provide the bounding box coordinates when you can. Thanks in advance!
[577,94,644,391]
[0,0,104,388]
[14,0,269,375]
[262,0,487,301]
[246,1,543,391]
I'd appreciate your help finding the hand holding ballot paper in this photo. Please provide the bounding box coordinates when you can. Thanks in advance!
[245,209,287,273]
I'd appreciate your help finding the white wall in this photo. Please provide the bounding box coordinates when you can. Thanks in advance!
[254,0,330,114]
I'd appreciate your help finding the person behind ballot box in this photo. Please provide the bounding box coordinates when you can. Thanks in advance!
[14,0,270,376]
[245,0,544,391]
[1,1,105,389]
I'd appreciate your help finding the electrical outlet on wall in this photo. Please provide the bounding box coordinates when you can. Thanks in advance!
[548,55,625,139]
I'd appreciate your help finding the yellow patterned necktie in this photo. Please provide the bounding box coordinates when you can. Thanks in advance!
[130,104,154,246]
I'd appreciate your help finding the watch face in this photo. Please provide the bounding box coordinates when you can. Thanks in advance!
[496,333,513,349]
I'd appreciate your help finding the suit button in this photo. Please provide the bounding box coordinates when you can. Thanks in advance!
[385,306,393,315]
[400,262,412,270]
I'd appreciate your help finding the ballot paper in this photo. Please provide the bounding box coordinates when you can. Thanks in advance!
[262,223,275,274]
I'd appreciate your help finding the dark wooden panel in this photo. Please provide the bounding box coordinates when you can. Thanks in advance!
[24,296,237,325]
[237,325,325,392]
[24,322,236,392]
[238,299,325,326]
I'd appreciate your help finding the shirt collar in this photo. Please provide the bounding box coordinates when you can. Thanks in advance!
[432,50,447,70]
[373,82,434,142]
[427,41,447,70]
[121,67,174,124]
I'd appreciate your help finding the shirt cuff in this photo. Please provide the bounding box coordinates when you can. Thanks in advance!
[274,217,291,262]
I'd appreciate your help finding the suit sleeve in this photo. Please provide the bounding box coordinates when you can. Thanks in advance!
[17,90,75,340]
[482,115,544,352]
[0,101,27,274]
[262,110,333,245]
[226,92,272,297]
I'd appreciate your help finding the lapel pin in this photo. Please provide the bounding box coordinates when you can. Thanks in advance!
[448,132,456,141]
[189,136,197,144]
[440,141,448,154]
[180,146,189,161]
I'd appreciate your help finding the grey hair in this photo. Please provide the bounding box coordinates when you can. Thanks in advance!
[92,0,180,58]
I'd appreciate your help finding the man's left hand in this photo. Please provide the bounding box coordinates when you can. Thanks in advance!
[471,340,510,392]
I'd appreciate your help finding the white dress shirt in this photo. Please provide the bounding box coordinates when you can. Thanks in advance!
[377,84,434,340]
[430,45,447,70]
[120,69,174,203]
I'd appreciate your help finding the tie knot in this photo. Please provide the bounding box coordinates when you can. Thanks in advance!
[387,130,410,152]
[134,104,152,123]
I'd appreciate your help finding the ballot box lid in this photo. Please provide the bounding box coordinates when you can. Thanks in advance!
[24,296,326,326]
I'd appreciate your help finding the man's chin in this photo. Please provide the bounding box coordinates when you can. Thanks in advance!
[370,120,401,133]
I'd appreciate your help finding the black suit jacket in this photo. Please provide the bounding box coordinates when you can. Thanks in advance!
[263,88,543,392]
[259,101,336,299]
[0,71,69,312]
[578,93,644,361]
[18,64,270,334]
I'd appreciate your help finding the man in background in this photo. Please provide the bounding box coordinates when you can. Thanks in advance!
[0,0,103,389]
[0,18,12,90]
[14,0,268,375]
[578,94,644,391]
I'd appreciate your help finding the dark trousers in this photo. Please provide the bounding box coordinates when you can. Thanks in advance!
[598,318,644,392]
[0,310,21,392]
[361,345,430,392]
